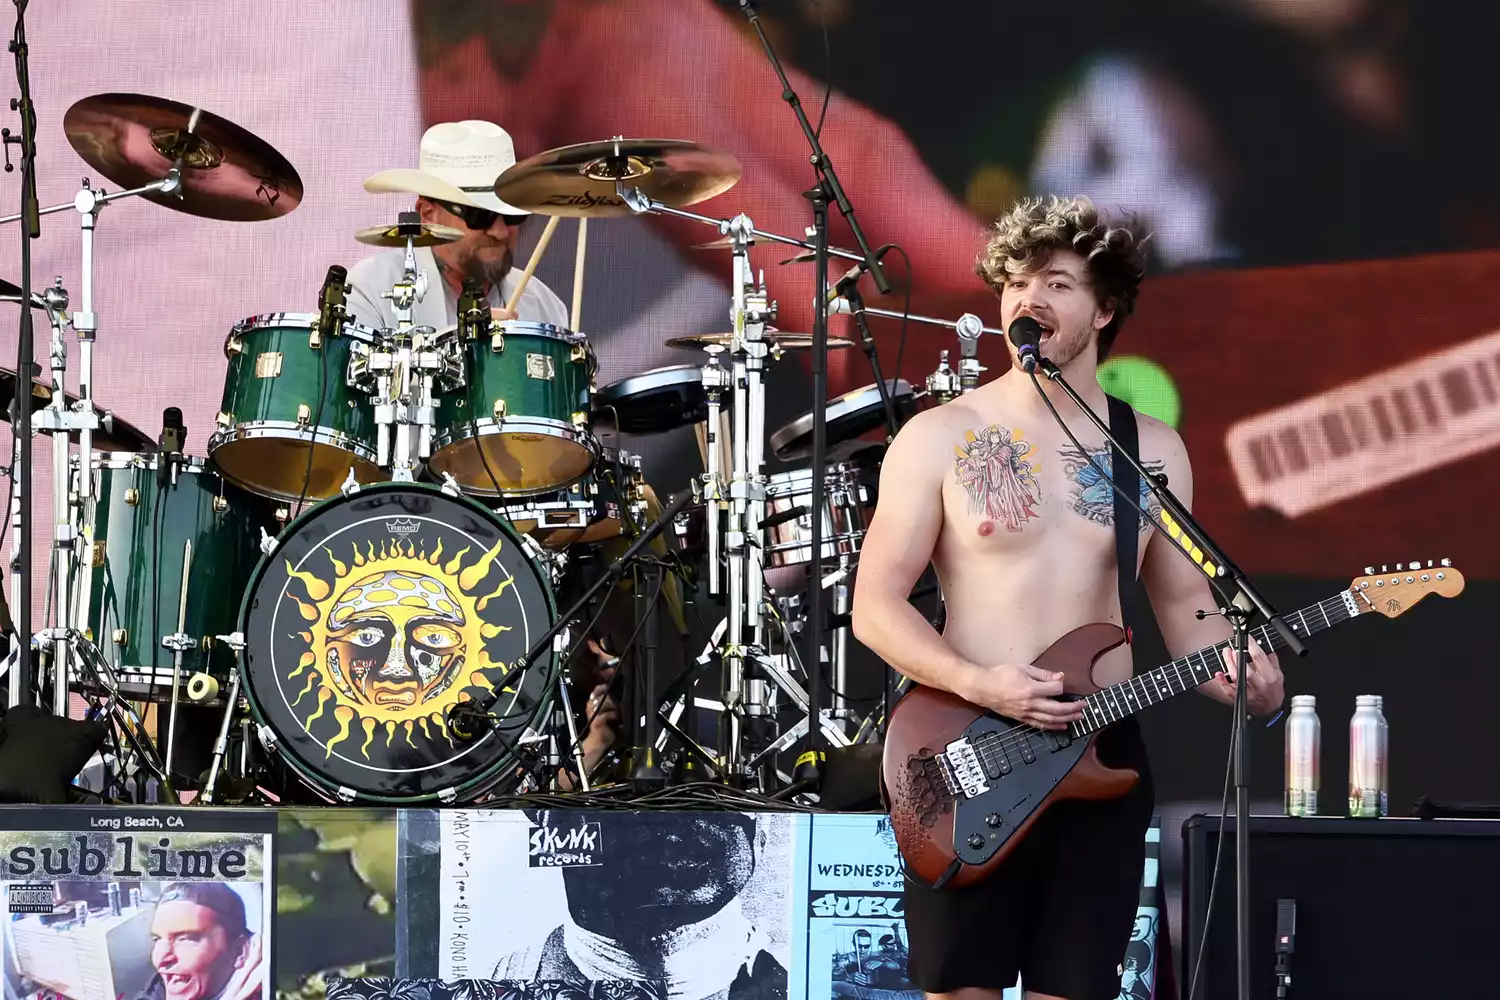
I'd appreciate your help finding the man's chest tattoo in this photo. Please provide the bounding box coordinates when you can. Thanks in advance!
[1058,443,1164,533]
[953,425,1042,531]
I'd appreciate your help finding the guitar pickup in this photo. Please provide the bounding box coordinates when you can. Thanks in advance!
[1018,735,1037,764]
[1046,731,1072,752]
[982,742,1012,779]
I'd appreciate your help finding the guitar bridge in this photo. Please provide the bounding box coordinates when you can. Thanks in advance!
[943,738,989,799]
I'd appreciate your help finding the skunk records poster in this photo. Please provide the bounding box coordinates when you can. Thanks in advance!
[0,807,274,1000]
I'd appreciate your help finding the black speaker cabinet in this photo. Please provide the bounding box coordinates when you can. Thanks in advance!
[1182,814,1500,999]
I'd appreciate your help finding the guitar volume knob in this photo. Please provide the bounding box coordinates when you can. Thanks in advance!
[967,834,984,849]
[986,813,1002,828]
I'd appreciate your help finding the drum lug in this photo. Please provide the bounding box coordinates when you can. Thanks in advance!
[213,495,228,514]
[91,539,106,568]
[340,468,362,496]
[124,488,139,507]
[570,344,587,364]
[275,506,290,525]
[570,411,588,429]
[296,403,311,427]
[226,334,243,356]
[259,527,277,556]
[439,471,461,497]
[336,786,357,803]
[216,410,234,430]
[493,399,507,421]
[112,628,127,646]
[490,331,505,353]
[438,787,457,805]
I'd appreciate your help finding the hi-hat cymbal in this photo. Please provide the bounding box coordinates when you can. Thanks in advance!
[0,367,154,452]
[664,330,857,352]
[63,93,302,222]
[354,221,464,247]
[494,138,742,218]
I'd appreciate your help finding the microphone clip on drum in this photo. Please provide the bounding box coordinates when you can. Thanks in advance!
[157,407,186,488]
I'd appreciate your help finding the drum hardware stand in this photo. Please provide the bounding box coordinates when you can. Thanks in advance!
[4,160,187,712]
[160,539,194,781]
[201,632,246,804]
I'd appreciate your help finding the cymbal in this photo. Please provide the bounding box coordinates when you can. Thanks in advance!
[355,221,464,247]
[63,93,302,222]
[494,138,742,218]
[664,330,857,351]
[0,278,41,309]
[0,367,155,452]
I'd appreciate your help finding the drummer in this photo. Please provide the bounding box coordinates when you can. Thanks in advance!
[345,120,570,331]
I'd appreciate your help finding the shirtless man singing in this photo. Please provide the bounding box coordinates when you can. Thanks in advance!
[850,195,1285,1000]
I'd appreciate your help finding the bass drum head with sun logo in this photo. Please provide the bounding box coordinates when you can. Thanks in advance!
[238,482,557,803]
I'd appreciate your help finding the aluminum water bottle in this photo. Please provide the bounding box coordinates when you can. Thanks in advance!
[1284,695,1320,816]
[1349,695,1389,818]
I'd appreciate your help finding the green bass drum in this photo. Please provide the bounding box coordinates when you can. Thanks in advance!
[237,482,558,803]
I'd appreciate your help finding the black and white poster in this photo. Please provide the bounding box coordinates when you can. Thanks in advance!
[440,809,802,1000]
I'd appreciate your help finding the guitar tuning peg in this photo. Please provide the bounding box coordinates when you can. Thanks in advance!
[1364,566,1374,575]
[1380,565,1388,573]
[1408,561,1420,570]
[1427,560,1434,568]
[1441,557,1452,567]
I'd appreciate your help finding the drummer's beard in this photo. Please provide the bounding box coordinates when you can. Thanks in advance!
[468,244,514,288]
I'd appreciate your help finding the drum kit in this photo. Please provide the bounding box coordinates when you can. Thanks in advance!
[1,87,1011,805]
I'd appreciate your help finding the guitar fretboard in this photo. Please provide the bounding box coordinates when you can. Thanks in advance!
[1069,590,1360,736]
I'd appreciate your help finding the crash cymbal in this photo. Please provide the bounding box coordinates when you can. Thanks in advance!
[664,330,857,352]
[494,138,742,218]
[63,93,302,221]
[354,221,465,247]
[0,367,155,452]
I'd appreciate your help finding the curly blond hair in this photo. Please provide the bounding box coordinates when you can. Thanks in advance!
[975,195,1148,359]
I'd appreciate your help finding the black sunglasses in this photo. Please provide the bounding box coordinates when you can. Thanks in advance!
[440,201,528,231]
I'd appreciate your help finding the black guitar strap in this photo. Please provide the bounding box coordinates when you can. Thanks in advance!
[1108,394,1141,642]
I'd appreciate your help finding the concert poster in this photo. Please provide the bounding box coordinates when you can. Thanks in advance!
[803,815,927,1000]
[0,808,274,1000]
[436,809,805,1000]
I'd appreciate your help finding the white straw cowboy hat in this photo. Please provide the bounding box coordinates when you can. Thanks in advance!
[364,120,530,216]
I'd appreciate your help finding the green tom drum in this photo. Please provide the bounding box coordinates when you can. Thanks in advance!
[209,313,384,502]
[79,452,274,704]
[237,482,558,803]
[428,320,598,496]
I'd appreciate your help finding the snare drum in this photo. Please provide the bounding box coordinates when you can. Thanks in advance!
[429,320,598,496]
[79,452,274,704]
[500,448,648,548]
[763,460,878,569]
[209,313,384,502]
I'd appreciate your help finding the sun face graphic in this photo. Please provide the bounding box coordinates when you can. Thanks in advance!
[279,533,515,761]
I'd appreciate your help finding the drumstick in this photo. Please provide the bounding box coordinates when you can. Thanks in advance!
[570,217,588,330]
[505,214,561,313]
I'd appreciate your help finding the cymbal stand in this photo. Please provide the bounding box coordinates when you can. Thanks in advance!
[5,168,185,714]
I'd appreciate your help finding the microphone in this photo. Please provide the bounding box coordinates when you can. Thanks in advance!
[157,407,185,488]
[458,278,490,340]
[317,265,349,341]
[1008,316,1044,373]
[1274,898,1296,999]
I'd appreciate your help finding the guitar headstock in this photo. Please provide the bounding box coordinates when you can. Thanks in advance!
[1349,560,1465,618]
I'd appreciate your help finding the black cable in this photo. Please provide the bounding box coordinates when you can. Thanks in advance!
[292,326,332,517]
[886,244,915,386]
[810,0,831,140]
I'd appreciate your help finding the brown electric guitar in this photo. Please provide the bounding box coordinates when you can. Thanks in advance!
[881,562,1466,890]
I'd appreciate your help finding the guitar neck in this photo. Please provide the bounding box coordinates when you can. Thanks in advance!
[1072,588,1363,736]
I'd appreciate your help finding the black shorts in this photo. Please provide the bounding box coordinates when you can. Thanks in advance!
[902,718,1154,1000]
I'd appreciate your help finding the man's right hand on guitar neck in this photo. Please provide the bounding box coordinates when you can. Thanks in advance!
[960,663,1087,731]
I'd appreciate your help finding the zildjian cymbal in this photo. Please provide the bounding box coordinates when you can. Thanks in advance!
[354,221,465,247]
[63,93,302,221]
[494,138,742,218]
[664,330,857,351]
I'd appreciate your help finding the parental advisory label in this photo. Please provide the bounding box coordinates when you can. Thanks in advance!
[7,883,54,914]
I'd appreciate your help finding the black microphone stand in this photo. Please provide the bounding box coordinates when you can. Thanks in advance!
[449,487,699,778]
[840,278,902,442]
[740,0,889,794]
[4,0,40,708]
[1029,355,1306,1000]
